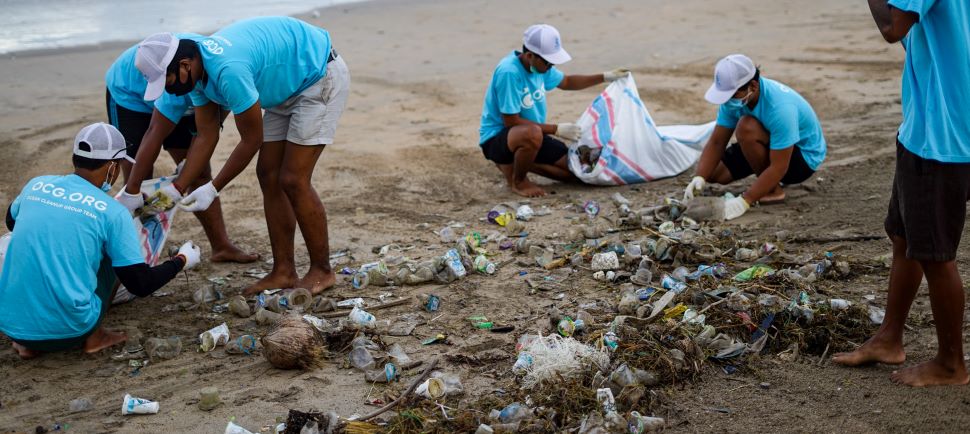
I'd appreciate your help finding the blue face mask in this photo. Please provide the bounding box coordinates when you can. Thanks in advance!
[724,89,752,110]
[101,162,116,192]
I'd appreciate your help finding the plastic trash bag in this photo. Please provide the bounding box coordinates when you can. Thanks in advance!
[568,74,715,185]
[113,175,179,304]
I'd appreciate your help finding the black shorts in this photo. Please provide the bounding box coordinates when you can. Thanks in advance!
[106,89,196,158]
[480,127,568,165]
[722,142,815,185]
[885,140,970,262]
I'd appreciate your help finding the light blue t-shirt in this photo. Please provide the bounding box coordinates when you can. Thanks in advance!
[105,33,203,123]
[0,175,144,341]
[888,0,970,162]
[189,16,332,114]
[479,51,565,144]
[716,77,827,170]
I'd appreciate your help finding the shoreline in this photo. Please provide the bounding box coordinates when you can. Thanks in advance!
[0,0,379,60]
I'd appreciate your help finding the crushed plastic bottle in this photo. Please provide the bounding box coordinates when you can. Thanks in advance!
[144,336,182,361]
[348,306,376,328]
[349,346,375,371]
[499,402,532,423]
[474,255,497,275]
[69,398,93,413]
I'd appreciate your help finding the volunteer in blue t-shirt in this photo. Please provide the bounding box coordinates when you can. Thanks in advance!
[0,123,200,360]
[833,0,970,388]
[684,54,827,220]
[106,34,256,264]
[479,24,629,198]
[133,16,350,296]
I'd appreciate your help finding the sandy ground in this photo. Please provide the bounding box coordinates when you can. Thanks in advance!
[1,0,968,432]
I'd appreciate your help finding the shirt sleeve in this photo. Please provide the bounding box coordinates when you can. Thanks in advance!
[153,93,190,124]
[888,0,936,17]
[494,71,523,116]
[715,105,741,129]
[189,88,210,108]
[544,67,565,91]
[217,65,260,114]
[9,192,22,220]
[767,104,801,150]
[104,209,146,267]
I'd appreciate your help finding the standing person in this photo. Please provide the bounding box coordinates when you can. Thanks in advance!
[683,54,826,220]
[0,123,200,359]
[478,24,629,198]
[833,0,970,387]
[107,33,257,263]
[134,16,350,295]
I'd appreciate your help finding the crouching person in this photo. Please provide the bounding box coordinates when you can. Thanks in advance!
[0,123,200,359]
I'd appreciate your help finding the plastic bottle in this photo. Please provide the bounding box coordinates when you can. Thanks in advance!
[255,307,282,325]
[348,306,376,328]
[474,255,497,275]
[69,398,93,413]
[498,402,532,423]
[228,295,251,318]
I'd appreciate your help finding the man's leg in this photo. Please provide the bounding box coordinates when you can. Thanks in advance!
[890,259,969,386]
[243,140,299,295]
[278,143,335,294]
[506,124,547,197]
[83,264,126,353]
[736,116,784,201]
[832,235,919,366]
[167,149,257,263]
[532,156,576,183]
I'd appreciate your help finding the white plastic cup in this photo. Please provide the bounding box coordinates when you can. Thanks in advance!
[121,394,159,415]
[199,323,230,352]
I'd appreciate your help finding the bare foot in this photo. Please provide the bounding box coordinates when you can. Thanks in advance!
[759,186,786,205]
[832,337,906,366]
[298,268,336,295]
[891,358,969,387]
[12,342,40,360]
[83,328,127,354]
[511,179,547,198]
[210,245,260,264]
[242,271,298,296]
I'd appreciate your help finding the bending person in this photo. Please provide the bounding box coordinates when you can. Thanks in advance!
[107,34,257,263]
[135,16,350,295]
[478,24,628,197]
[683,54,826,220]
[0,123,200,359]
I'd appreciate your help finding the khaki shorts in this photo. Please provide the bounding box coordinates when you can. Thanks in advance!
[263,55,350,145]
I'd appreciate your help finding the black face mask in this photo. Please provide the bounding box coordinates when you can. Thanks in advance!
[165,66,195,96]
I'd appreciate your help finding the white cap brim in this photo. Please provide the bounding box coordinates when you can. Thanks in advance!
[144,76,166,101]
[704,82,737,105]
[542,48,572,65]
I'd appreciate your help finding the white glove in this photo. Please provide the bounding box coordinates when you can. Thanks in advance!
[115,190,144,214]
[176,241,201,270]
[556,123,582,142]
[724,196,750,221]
[603,68,631,82]
[683,176,706,201]
[178,181,219,212]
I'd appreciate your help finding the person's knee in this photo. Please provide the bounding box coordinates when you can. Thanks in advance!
[255,162,280,186]
[279,172,311,196]
[736,116,766,145]
[511,125,543,151]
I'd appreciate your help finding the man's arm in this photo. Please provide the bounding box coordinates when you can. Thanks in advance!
[173,102,222,193]
[124,110,177,194]
[868,0,920,43]
[558,74,606,91]
[113,257,185,297]
[694,126,735,180]
[502,114,559,135]
[743,146,794,203]
[211,102,264,191]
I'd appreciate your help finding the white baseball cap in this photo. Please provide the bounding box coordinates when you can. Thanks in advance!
[523,24,571,65]
[73,123,128,161]
[705,54,757,105]
[135,32,179,101]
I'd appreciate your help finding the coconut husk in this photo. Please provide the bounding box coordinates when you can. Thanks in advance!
[261,316,326,370]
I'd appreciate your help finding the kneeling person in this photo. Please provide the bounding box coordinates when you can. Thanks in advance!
[0,123,200,359]
[479,24,628,197]
[684,54,826,220]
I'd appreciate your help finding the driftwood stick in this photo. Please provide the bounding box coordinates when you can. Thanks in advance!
[321,298,411,319]
[789,235,882,244]
[359,357,440,421]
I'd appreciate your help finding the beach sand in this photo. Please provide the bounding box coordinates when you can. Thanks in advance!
[1,0,967,432]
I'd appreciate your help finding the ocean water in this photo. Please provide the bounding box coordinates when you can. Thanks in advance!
[0,0,366,55]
